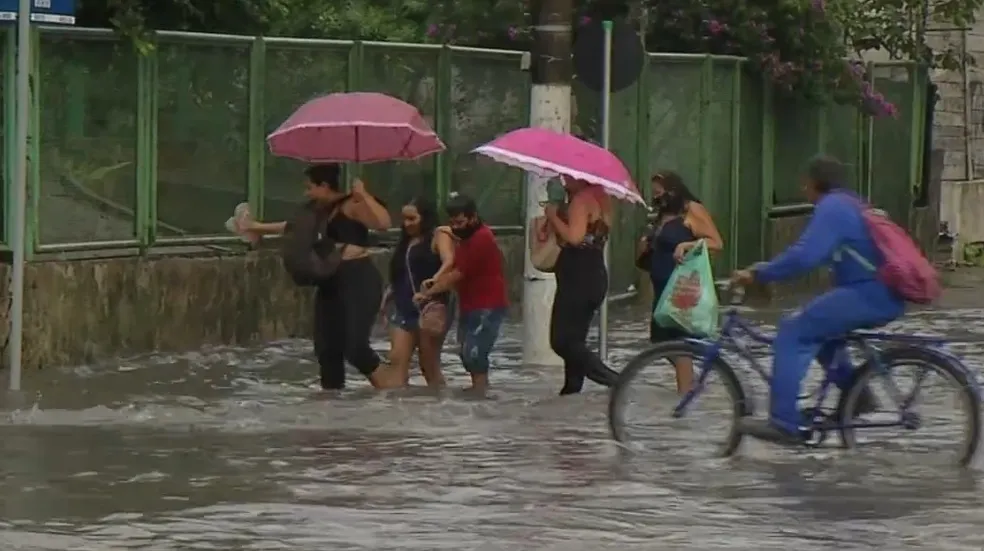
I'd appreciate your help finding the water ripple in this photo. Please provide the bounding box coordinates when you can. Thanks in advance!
[0,304,982,549]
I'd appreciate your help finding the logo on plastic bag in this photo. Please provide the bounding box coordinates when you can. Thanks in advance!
[670,271,702,312]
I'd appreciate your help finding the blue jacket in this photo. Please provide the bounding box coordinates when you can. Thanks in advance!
[755,191,883,286]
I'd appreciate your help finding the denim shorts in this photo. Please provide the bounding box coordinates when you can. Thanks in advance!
[456,308,506,374]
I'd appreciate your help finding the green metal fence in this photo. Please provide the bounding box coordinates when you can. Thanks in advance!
[575,55,927,291]
[14,27,531,254]
[0,26,927,293]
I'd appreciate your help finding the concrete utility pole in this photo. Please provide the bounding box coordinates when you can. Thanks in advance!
[523,0,573,367]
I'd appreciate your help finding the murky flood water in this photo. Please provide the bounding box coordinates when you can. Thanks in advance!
[1,304,983,550]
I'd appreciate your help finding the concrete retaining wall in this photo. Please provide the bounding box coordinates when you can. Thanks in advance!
[941,179,984,264]
[0,235,525,369]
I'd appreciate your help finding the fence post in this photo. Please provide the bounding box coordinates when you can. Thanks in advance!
[728,60,742,273]
[26,27,40,257]
[434,45,452,211]
[635,54,650,200]
[697,55,714,203]
[247,37,266,221]
[815,104,827,154]
[759,76,775,260]
[907,63,925,208]
[135,40,159,250]
[345,41,364,187]
[861,62,875,200]
[3,29,15,245]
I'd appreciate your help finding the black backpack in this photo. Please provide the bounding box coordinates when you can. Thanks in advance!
[281,197,349,287]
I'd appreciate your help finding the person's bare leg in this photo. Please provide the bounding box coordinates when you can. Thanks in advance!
[468,372,489,392]
[388,326,416,386]
[672,356,694,395]
[369,360,407,389]
[417,333,447,388]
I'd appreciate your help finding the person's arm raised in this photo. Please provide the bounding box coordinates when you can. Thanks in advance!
[347,179,391,230]
[546,194,590,244]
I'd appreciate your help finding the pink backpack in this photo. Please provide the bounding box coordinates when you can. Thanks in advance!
[841,198,941,304]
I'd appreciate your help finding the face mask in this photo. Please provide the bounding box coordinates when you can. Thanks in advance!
[655,192,686,215]
[451,220,482,240]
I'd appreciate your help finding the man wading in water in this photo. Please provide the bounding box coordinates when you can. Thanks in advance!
[415,193,508,393]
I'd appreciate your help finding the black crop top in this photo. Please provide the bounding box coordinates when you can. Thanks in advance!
[325,210,370,247]
[322,194,385,247]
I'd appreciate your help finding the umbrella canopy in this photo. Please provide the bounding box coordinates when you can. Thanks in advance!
[267,92,445,163]
[472,127,644,205]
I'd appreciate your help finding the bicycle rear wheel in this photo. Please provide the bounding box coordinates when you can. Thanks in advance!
[608,340,750,458]
[838,346,982,467]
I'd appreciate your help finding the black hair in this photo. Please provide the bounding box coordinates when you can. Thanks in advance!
[652,170,699,215]
[304,163,341,191]
[389,197,440,285]
[445,192,477,218]
[805,154,847,193]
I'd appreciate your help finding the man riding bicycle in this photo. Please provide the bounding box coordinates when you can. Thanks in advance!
[731,155,905,444]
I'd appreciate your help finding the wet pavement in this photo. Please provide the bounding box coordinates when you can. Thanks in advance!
[1,294,984,550]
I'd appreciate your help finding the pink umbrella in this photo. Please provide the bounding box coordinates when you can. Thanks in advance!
[472,127,645,205]
[267,92,445,163]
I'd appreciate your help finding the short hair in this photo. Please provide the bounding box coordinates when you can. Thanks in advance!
[304,163,341,190]
[805,155,847,193]
[445,192,477,218]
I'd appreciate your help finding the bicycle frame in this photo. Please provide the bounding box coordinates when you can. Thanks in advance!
[671,307,960,432]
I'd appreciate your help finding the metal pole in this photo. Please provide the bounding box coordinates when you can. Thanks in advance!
[598,20,613,361]
[8,0,30,391]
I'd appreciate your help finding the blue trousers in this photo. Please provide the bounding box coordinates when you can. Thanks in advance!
[770,281,905,430]
[457,308,506,374]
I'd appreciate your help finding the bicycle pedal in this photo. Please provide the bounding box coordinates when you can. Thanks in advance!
[799,408,837,429]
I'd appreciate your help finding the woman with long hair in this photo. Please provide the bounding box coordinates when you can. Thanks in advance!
[382,197,456,387]
[638,170,723,393]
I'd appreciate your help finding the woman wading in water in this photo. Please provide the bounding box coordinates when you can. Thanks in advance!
[544,177,619,395]
[241,163,404,389]
[381,197,456,387]
[637,171,723,394]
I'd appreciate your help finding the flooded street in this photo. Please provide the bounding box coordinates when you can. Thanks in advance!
[1,301,984,550]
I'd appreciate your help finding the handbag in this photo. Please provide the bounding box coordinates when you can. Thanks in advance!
[529,215,561,272]
[635,222,660,272]
[406,241,448,337]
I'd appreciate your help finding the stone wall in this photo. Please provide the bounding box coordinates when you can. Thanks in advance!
[925,26,984,183]
[0,235,525,370]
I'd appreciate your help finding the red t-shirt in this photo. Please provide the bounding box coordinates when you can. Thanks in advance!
[453,225,508,312]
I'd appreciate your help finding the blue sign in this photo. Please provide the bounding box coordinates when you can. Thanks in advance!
[0,0,75,24]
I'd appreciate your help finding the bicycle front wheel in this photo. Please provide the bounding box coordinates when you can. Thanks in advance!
[838,346,982,467]
[608,340,750,458]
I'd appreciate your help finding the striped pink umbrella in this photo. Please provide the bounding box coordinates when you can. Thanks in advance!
[472,127,645,205]
[267,92,445,163]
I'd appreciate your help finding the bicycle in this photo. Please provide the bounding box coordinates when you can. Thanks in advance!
[609,281,983,466]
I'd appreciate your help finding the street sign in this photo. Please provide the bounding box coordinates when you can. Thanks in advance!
[0,0,75,24]
[573,19,644,93]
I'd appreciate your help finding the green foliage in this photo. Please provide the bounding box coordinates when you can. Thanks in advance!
[76,0,980,115]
